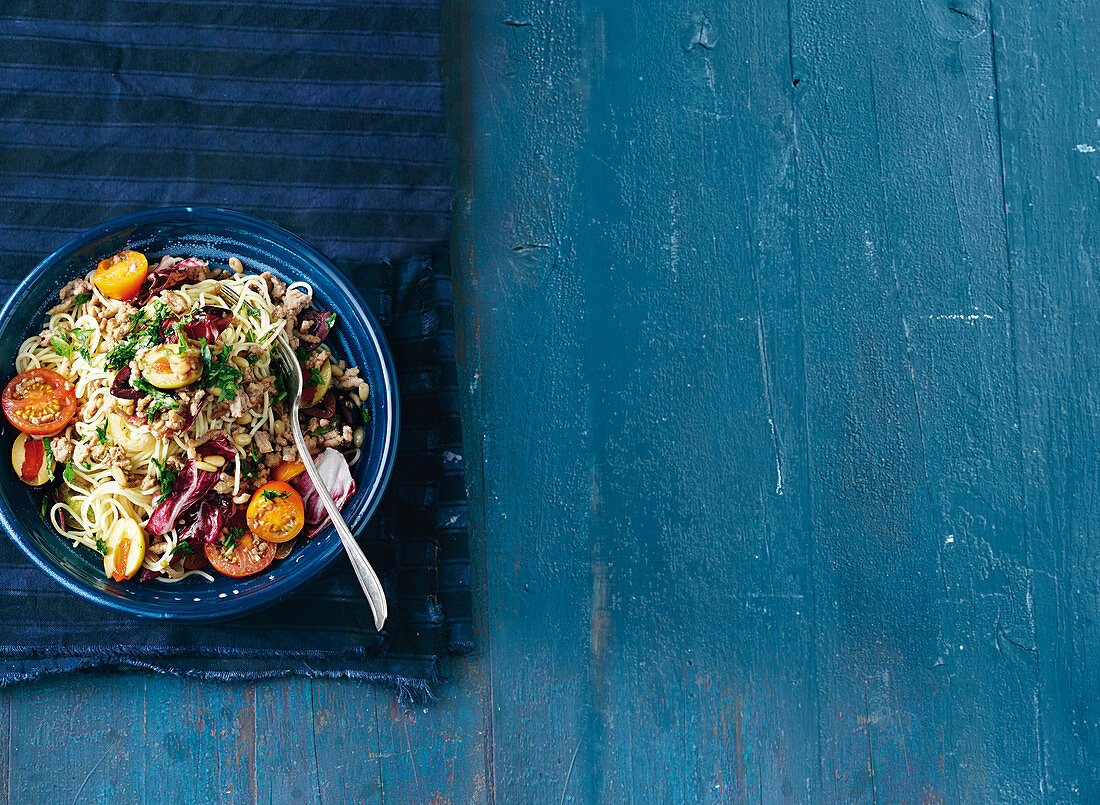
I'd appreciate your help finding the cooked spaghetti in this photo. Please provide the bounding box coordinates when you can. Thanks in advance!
[6,252,367,582]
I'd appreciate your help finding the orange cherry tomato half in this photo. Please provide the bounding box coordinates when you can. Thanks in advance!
[93,250,148,300]
[246,481,305,543]
[272,460,305,483]
[2,368,77,436]
[204,530,276,578]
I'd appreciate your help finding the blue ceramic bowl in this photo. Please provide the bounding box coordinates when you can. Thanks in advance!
[0,207,398,620]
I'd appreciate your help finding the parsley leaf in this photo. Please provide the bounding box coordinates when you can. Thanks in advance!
[361,407,372,425]
[221,526,245,553]
[62,462,75,483]
[50,337,73,359]
[43,437,54,480]
[134,377,180,421]
[198,341,243,401]
[69,327,94,362]
[325,312,337,330]
[74,291,92,308]
[304,367,323,389]
[261,489,289,502]
[105,340,137,371]
[96,422,108,445]
[95,537,111,556]
[170,540,193,559]
[151,457,179,498]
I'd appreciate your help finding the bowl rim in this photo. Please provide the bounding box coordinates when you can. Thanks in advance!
[0,206,399,621]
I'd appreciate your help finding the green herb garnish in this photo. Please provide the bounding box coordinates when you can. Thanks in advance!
[50,337,73,359]
[134,377,180,421]
[221,526,245,553]
[151,457,179,498]
[73,291,91,308]
[261,489,289,502]
[43,437,54,480]
[96,422,108,445]
[62,462,75,483]
[170,540,193,559]
[325,312,337,330]
[104,340,137,371]
[198,341,243,401]
[95,537,111,556]
[304,367,323,389]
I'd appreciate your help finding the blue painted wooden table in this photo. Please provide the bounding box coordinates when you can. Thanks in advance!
[5,0,1099,802]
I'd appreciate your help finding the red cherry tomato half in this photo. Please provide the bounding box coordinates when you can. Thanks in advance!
[2,368,77,436]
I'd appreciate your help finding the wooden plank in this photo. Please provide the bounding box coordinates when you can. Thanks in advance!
[7,675,147,804]
[989,0,1100,800]
[144,677,257,804]
[787,0,1043,801]
[255,678,322,804]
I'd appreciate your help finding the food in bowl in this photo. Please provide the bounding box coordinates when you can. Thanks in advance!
[5,250,371,583]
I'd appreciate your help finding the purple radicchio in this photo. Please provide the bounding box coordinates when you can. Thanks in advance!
[109,363,146,400]
[147,459,220,535]
[291,448,357,539]
[297,308,334,352]
[183,306,234,342]
[198,435,236,463]
[176,492,233,546]
[137,256,190,304]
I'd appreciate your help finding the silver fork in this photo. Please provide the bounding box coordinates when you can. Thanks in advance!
[221,287,388,630]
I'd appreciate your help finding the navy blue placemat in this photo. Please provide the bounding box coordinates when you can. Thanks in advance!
[0,2,471,700]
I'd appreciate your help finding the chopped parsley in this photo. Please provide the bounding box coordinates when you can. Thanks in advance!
[195,338,243,401]
[361,407,372,425]
[50,337,73,358]
[134,376,180,420]
[261,489,289,502]
[106,302,172,370]
[170,540,193,559]
[303,367,323,389]
[96,422,108,445]
[104,340,137,371]
[73,291,92,308]
[62,462,75,483]
[69,327,94,362]
[221,526,245,553]
[151,457,178,498]
[81,460,91,470]
[310,424,333,437]
[325,312,337,330]
[95,537,111,556]
[273,370,287,403]
[246,306,259,318]
[173,322,189,353]
[43,437,54,481]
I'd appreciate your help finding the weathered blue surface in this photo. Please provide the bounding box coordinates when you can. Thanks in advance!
[4,0,1099,802]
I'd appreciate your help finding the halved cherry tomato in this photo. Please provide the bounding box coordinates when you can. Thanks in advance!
[246,481,305,543]
[2,368,77,436]
[93,250,148,300]
[272,460,305,483]
[204,529,276,577]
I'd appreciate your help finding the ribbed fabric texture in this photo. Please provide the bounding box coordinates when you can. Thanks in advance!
[0,2,470,699]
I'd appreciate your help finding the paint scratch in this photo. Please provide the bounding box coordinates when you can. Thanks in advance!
[929,312,995,322]
[560,738,582,805]
[1075,143,1097,153]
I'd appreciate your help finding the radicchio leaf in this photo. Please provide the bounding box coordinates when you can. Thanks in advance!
[137,256,189,304]
[297,308,333,352]
[177,492,232,546]
[146,459,219,535]
[109,364,146,400]
[182,306,234,342]
[198,435,236,463]
[291,448,356,539]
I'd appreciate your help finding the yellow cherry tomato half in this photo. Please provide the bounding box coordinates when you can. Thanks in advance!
[272,460,305,483]
[93,250,148,300]
[246,481,305,543]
